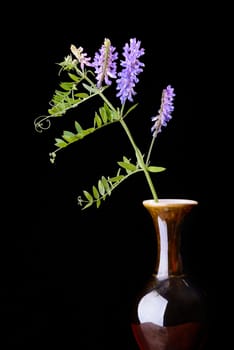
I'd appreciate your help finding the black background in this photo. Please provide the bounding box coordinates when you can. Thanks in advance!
[2,3,228,349]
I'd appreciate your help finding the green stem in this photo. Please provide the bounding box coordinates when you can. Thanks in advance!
[119,118,158,202]
[77,68,116,111]
[146,135,157,166]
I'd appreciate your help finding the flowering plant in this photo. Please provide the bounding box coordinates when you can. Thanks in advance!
[34,38,175,209]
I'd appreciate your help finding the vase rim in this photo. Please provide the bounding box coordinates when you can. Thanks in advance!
[143,199,198,206]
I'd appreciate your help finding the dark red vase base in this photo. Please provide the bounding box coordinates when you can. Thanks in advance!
[131,322,207,350]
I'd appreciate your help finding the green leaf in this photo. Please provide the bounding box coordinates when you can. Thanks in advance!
[123,156,130,162]
[83,190,93,202]
[74,121,83,133]
[96,199,101,208]
[81,127,95,136]
[82,83,97,93]
[92,185,100,199]
[62,130,76,142]
[101,176,111,195]
[98,180,105,196]
[94,113,103,128]
[111,110,120,120]
[82,201,94,210]
[54,138,67,148]
[68,73,80,82]
[74,92,89,99]
[147,166,166,173]
[108,175,125,183]
[117,161,137,171]
[60,82,76,91]
[99,106,107,123]
[63,130,75,137]
[48,105,65,116]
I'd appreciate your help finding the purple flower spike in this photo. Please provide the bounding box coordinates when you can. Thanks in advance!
[92,38,118,88]
[151,85,175,137]
[116,38,145,105]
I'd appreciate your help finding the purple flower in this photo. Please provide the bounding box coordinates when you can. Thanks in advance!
[92,38,118,88]
[70,45,92,71]
[151,85,175,137]
[116,38,145,105]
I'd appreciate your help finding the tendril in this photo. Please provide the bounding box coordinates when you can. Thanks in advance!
[34,115,51,133]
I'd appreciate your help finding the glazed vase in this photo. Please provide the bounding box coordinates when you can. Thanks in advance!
[131,199,208,350]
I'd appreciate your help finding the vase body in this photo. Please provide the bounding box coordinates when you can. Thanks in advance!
[131,199,207,350]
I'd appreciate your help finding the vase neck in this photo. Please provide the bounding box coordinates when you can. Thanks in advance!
[155,214,183,279]
[143,199,198,281]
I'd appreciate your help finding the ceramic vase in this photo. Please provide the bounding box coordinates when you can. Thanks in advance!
[131,199,208,350]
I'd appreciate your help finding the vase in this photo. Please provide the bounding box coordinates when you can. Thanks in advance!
[131,199,208,350]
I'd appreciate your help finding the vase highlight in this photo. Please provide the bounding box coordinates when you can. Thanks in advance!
[131,199,208,350]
